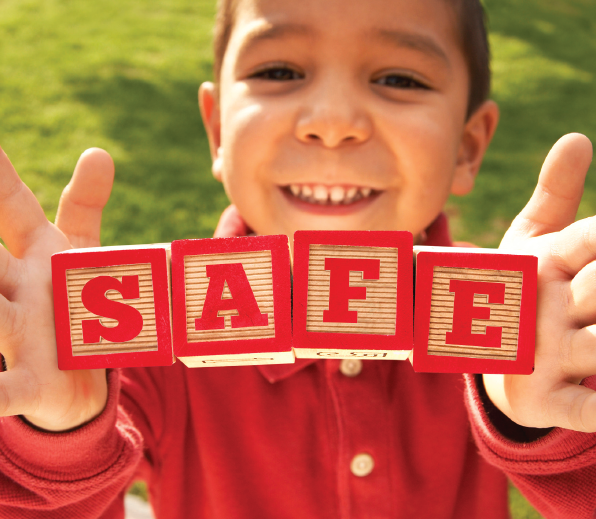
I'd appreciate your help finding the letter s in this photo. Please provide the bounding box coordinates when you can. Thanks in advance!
[81,275,144,344]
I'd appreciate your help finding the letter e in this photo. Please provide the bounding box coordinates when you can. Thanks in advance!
[445,279,505,348]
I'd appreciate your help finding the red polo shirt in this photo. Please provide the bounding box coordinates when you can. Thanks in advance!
[1,214,595,518]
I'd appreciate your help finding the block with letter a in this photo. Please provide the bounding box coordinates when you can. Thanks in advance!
[412,246,537,374]
[52,245,174,370]
[171,235,294,367]
[293,230,413,360]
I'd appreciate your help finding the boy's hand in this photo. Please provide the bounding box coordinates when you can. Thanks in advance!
[0,147,114,431]
[483,133,596,433]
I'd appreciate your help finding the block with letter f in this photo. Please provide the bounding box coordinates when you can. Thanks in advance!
[293,231,414,360]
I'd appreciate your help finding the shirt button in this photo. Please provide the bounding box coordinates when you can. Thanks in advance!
[350,453,374,477]
[339,359,362,377]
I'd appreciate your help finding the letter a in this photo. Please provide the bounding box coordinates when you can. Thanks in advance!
[195,263,268,330]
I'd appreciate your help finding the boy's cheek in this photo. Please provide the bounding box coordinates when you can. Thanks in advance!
[218,92,464,237]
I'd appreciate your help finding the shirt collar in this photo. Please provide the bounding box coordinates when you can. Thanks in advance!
[257,213,453,383]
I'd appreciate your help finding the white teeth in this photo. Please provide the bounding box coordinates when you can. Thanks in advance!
[286,184,375,205]
[313,185,329,202]
[346,186,357,199]
[330,186,345,203]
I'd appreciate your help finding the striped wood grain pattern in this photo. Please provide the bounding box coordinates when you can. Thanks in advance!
[67,264,158,356]
[428,266,522,360]
[306,244,398,335]
[184,251,275,342]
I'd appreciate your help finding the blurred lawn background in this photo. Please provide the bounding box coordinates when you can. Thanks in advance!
[2,0,595,517]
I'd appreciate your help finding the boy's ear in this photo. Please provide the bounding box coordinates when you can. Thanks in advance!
[199,82,223,182]
[451,100,500,196]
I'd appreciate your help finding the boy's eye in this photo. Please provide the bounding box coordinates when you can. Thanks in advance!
[250,67,304,81]
[373,74,429,90]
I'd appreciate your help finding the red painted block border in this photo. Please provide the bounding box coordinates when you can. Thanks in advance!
[413,248,537,374]
[171,235,292,358]
[293,230,413,352]
[52,246,174,370]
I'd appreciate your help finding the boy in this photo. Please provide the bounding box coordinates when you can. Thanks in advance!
[0,0,595,517]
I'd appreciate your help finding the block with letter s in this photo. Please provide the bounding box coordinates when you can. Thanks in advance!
[52,244,174,370]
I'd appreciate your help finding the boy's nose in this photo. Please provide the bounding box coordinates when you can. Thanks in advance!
[295,83,372,148]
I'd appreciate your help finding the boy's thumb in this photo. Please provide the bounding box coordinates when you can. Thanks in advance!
[501,133,592,247]
[55,148,115,249]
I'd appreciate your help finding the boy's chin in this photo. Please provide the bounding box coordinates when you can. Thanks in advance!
[254,215,402,238]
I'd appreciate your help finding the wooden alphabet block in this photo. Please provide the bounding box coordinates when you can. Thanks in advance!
[171,235,294,367]
[293,230,413,360]
[412,246,537,374]
[52,245,174,370]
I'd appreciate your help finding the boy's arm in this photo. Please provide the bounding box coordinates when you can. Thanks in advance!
[483,133,596,432]
[0,147,147,515]
[465,373,596,519]
[0,146,111,431]
[467,133,596,518]
[0,370,143,517]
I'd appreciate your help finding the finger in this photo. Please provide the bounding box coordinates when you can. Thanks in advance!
[0,243,20,298]
[502,133,593,245]
[556,326,596,380]
[0,370,27,417]
[567,260,596,326]
[213,205,251,238]
[0,293,18,351]
[545,383,596,432]
[545,215,596,277]
[0,146,50,258]
[55,148,115,249]
[0,368,42,418]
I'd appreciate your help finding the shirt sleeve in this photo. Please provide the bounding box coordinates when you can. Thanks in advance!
[0,370,144,518]
[464,373,596,519]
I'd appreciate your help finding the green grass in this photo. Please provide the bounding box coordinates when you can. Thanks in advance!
[125,479,546,518]
[0,0,225,244]
[509,483,544,519]
[449,0,596,246]
[2,0,593,517]
[128,480,149,502]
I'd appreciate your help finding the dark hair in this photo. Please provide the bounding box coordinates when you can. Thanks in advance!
[213,0,490,118]
[451,0,491,118]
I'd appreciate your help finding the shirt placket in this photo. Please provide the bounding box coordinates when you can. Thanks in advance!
[324,358,394,519]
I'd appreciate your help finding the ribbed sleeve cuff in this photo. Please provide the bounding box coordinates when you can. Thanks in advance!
[464,374,596,475]
[0,369,142,482]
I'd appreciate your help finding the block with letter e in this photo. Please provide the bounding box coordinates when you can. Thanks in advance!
[171,235,293,367]
[412,246,537,374]
[293,230,413,360]
[52,245,174,370]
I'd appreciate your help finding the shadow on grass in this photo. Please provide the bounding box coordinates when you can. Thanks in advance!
[451,0,596,246]
[68,68,228,246]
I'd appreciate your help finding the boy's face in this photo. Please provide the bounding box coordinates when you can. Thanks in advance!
[201,0,498,240]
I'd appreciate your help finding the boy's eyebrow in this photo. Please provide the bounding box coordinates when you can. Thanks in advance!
[372,29,450,66]
[234,22,450,68]
[236,21,313,54]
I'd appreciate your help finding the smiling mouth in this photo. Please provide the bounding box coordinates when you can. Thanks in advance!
[282,184,379,206]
